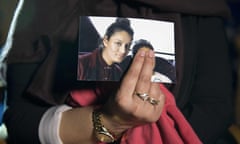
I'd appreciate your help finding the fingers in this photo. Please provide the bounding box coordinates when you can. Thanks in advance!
[134,50,155,94]
[119,50,146,95]
[111,49,165,125]
[132,82,165,123]
[148,83,165,108]
[120,49,155,97]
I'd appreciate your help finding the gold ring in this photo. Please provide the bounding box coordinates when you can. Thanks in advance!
[134,91,149,101]
[147,97,160,106]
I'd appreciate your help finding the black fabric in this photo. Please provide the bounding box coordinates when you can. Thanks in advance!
[0,0,18,47]
[5,63,50,143]
[4,99,48,144]
[2,0,234,144]
[176,16,234,143]
[120,0,231,18]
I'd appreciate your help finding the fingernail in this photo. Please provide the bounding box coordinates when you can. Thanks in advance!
[140,50,146,57]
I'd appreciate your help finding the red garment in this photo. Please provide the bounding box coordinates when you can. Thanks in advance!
[70,84,202,144]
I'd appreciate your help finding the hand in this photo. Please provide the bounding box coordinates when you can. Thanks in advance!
[102,49,166,133]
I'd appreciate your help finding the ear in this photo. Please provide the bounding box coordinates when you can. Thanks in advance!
[103,36,108,47]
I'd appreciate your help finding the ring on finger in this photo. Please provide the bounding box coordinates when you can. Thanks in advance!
[147,97,160,106]
[134,91,149,101]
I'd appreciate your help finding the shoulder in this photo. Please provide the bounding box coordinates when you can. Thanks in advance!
[78,49,99,67]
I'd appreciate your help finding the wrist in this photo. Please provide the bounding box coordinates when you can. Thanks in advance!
[92,108,130,143]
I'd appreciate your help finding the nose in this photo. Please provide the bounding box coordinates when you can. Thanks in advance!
[119,45,127,54]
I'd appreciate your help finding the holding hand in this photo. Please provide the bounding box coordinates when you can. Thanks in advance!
[97,49,166,142]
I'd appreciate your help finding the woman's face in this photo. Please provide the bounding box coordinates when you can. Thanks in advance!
[102,31,132,65]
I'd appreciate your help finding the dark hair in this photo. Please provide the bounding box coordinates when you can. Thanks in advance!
[132,39,154,56]
[104,18,134,40]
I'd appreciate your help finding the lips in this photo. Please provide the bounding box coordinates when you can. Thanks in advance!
[115,54,125,59]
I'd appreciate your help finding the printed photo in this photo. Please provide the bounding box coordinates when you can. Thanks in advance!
[77,16,176,83]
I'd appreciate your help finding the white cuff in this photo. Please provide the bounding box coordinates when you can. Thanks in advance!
[39,105,72,144]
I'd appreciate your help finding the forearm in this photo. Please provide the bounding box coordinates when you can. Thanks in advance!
[59,106,132,144]
[59,106,96,144]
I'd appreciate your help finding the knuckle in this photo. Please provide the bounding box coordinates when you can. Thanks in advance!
[139,75,151,83]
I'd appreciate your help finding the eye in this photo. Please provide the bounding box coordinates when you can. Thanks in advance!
[115,42,122,47]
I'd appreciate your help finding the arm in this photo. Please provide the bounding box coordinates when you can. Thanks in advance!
[5,49,165,144]
[59,49,165,144]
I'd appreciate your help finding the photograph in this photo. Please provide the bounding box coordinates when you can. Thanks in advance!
[77,16,176,83]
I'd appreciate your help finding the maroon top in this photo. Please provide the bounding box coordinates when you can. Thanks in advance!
[78,48,123,81]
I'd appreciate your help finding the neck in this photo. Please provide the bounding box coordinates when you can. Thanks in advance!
[101,48,113,65]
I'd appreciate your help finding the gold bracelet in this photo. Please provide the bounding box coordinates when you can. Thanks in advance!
[92,109,116,143]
